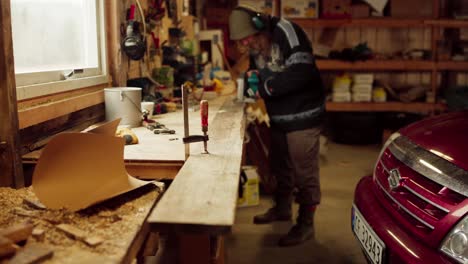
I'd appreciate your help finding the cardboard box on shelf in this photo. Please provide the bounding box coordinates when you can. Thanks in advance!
[351,4,370,18]
[281,0,319,18]
[353,73,374,84]
[352,92,372,102]
[321,0,351,19]
[390,0,432,18]
[332,92,352,102]
[352,84,373,94]
[237,166,260,208]
[238,0,277,16]
[205,7,231,24]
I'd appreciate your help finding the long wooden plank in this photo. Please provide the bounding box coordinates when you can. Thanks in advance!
[17,85,106,110]
[293,18,468,28]
[18,91,104,129]
[148,95,245,234]
[292,18,428,28]
[316,60,435,71]
[426,19,468,28]
[0,0,24,187]
[326,102,446,113]
[437,61,468,71]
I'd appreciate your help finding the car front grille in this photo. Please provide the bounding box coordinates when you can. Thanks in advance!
[373,136,466,236]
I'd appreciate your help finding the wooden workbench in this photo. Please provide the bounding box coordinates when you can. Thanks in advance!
[0,184,163,263]
[20,92,247,263]
[22,95,229,181]
[148,95,246,263]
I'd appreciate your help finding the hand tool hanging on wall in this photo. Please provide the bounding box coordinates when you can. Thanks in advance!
[147,0,165,21]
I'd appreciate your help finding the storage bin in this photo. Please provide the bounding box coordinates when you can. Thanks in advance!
[104,87,142,128]
[390,0,432,18]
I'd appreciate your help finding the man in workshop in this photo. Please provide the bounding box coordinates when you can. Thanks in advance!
[229,7,325,247]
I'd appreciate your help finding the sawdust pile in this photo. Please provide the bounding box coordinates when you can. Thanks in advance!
[0,184,161,263]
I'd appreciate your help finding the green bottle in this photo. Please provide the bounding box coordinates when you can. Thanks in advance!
[247,72,259,97]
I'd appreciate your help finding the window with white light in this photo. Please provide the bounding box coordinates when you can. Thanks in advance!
[10,0,107,100]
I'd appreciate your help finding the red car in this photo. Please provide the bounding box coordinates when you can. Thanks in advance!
[352,111,468,264]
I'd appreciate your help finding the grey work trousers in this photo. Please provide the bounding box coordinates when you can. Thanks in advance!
[270,127,321,206]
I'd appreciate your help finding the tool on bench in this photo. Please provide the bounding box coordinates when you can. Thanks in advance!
[154,129,175,134]
[181,83,209,159]
[116,127,139,145]
[200,100,209,153]
[144,118,176,135]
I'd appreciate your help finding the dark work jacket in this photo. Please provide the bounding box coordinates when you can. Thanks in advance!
[251,16,325,132]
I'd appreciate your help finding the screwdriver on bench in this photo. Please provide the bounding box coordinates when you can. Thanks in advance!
[200,100,209,153]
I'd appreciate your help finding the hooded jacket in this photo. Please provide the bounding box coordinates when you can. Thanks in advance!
[251,16,325,132]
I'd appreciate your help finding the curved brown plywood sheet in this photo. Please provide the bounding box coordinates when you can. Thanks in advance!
[32,131,151,211]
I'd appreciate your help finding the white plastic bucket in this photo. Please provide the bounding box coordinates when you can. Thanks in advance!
[104,87,142,128]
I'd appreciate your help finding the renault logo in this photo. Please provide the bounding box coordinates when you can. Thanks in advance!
[388,169,402,190]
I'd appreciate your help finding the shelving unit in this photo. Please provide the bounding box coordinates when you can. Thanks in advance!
[293,0,468,114]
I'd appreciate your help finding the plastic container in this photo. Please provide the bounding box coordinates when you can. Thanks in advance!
[373,87,387,102]
[104,87,142,128]
[141,101,155,117]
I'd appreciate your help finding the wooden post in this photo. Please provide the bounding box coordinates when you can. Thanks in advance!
[106,0,128,87]
[430,0,441,115]
[0,1,24,187]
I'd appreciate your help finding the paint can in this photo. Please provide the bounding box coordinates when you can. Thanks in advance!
[104,87,142,128]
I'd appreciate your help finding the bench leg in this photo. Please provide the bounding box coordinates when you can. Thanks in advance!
[152,233,225,264]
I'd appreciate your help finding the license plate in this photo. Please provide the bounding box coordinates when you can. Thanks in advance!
[352,205,385,264]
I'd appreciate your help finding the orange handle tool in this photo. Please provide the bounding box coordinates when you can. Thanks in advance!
[200,100,208,133]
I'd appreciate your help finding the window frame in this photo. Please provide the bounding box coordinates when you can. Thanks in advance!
[14,0,108,101]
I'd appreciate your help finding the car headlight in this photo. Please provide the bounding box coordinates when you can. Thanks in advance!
[374,132,401,176]
[441,215,468,263]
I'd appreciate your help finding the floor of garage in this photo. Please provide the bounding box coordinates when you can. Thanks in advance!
[226,141,381,264]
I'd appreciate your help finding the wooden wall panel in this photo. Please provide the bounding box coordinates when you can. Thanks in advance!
[333,28,346,51]
[19,104,105,155]
[18,91,104,129]
[362,28,377,50]
[345,28,361,48]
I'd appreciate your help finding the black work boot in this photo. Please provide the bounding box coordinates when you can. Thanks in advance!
[253,197,292,224]
[278,206,315,247]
